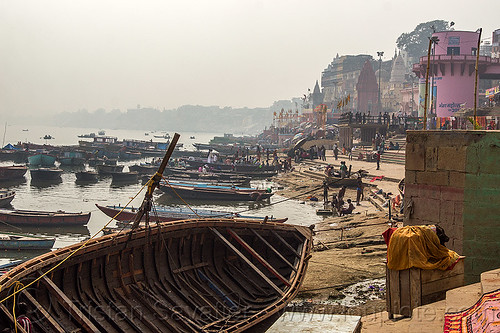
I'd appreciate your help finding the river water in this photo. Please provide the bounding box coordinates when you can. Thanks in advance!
[0,125,322,266]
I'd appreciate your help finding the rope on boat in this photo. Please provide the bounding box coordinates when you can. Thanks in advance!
[0,179,151,306]
[12,281,24,333]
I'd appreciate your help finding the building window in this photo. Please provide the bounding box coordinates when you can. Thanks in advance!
[449,36,460,45]
[472,48,477,56]
[447,47,460,55]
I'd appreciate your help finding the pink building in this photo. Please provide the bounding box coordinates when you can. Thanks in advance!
[413,30,500,118]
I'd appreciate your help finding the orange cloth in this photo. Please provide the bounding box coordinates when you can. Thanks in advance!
[387,225,460,271]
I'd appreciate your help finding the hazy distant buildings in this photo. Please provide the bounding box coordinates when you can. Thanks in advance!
[321,54,372,110]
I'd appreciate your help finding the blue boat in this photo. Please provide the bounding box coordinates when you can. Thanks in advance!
[96,204,287,223]
[0,233,55,250]
[28,153,56,166]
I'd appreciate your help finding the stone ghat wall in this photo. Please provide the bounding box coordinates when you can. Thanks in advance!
[404,130,500,283]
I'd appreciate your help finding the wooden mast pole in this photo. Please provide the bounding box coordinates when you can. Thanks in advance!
[130,133,180,231]
[474,28,482,125]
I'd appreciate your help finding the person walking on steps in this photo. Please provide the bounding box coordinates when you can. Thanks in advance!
[376,150,381,170]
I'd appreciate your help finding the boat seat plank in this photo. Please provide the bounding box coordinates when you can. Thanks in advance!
[210,227,284,296]
[227,228,290,287]
[272,231,301,258]
[250,229,297,272]
[172,262,209,274]
[39,274,99,332]
[21,290,66,332]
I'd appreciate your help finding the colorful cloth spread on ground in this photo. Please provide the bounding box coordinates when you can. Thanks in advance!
[386,225,460,271]
[444,288,500,333]
[370,175,384,182]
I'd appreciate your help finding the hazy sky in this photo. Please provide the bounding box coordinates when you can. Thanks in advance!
[1,0,499,116]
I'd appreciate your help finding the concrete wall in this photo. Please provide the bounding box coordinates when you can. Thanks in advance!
[405,130,500,283]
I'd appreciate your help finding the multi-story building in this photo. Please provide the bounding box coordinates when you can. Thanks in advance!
[321,54,372,110]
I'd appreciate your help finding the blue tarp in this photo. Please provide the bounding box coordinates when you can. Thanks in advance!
[2,143,18,150]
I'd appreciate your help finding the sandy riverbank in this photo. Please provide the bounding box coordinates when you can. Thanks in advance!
[271,153,405,315]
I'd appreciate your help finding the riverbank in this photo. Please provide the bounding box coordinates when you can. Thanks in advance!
[272,150,405,316]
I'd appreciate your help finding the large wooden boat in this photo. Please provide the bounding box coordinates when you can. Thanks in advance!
[96,204,288,223]
[0,190,15,208]
[0,218,312,332]
[159,181,273,201]
[0,165,28,181]
[0,209,91,226]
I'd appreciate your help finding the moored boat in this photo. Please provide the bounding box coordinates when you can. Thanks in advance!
[0,209,91,226]
[0,232,55,250]
[0,190,15,208]
[28,153,56,166]
[110,171,139,183]
[59,151,86,166]
[96,164,124,175]
[96,204,288,223]
[159,180,273,201]
[75,170,98,182]
[0,165,28,181]
[30,167,63,181]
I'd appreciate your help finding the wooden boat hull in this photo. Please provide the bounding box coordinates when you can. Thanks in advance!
[110,171,139,183]
[0,166,28,181]
[0,219,312,332]
[97,164,124,175]
[95,204,288,223]
[0,190,15,208]
[0,234,55,250]
[159,183,273,201]
[75,171,98,182]
[0,209,91,226]
[30,168,63,181]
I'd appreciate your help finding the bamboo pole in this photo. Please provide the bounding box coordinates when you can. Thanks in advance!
[423,38,433,130]
[474,28,482,125]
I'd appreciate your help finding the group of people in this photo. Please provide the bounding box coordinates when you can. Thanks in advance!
[322,176,364,216]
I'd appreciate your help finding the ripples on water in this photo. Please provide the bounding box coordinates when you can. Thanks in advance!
[0,161,322,266]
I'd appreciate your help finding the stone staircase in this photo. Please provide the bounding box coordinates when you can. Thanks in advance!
[361,267,500,332]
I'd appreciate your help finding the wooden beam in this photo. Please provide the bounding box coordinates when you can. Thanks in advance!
[20,290,65,332]
[210,227,283,295]
[0,303,28,333]
[227,228,290,287]
[250,229,297,272]
[39,274,99,332]
[272,230,300,258]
